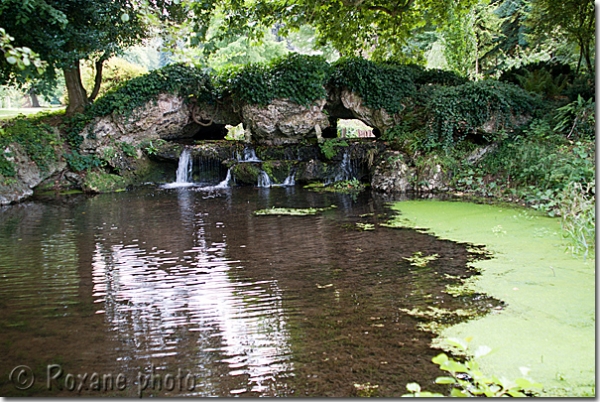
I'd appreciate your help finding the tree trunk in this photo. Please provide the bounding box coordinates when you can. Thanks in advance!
[64,62,89,115]
[29,87,41,108]
[88,57,106,102]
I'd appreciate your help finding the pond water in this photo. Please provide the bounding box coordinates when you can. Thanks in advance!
[0,186,497,397]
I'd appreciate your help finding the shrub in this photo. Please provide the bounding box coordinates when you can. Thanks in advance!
[330,57,418,114]
[0,115,60,176]
[220,53,330,106]
[423,80,542,150]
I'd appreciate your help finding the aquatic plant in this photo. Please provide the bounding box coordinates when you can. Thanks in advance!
[253,205,337,216]
[557,182,595,260]
[403,338,543,397]
[403,251,439,267]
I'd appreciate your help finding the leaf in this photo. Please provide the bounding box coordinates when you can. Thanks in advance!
[121,13,130,22]
[405,382,421,393]
[435,376,457,384]
[6,56,17,65]
[450,388,468,397]
[431,353,448,365]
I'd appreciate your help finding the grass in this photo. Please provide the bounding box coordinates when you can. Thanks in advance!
[0,107,65,120]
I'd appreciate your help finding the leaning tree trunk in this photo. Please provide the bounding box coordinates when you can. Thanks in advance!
[88,56,107,102]
[64,62,89,115]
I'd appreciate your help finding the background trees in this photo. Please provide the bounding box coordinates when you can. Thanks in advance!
[0,0,186,114]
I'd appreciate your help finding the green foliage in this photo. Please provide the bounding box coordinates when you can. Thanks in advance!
[553,95,595,140]
[331,58,418,114]
[0,115,59,176]
[319,138,348,160]
[0,27,45,79]
[90,64,213,118]
[82,57,148,100]
[64,151,102,172]
[220,53,330,106]
[140,139,167,156]
[119,142,137,158]
[330,178,364,193]
[423,80,541,150]
[557,182,595,260]
[403,337,543,397]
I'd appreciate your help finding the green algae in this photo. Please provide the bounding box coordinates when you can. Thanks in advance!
[253,205,337,216]
[388,200,595,397]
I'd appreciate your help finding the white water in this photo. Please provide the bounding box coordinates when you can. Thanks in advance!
[162,148,195,189]
[238,147,261,162]
[334,151,353,182]
[257,171,271,188]
[204,168,231,190]
[271,171,296,187]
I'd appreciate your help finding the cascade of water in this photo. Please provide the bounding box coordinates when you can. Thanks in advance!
[334,150,353,182]
[213,168,232,189]
[175,148,193,183]
[281,171,296,186]
[238,146,261,162]
[257,170,272,188]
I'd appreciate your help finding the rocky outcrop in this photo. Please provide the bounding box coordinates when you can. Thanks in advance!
[242,99,330,145]
[0,141,66,205]
[370,151,414,193]
[370,152,448,193]
[339,89,402,134]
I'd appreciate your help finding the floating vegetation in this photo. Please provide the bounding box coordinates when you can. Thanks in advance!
[353,382,379,397]
[253,205,337,216]
[355,222,375,231]
[403,251,439,267]
[400,306,475,320]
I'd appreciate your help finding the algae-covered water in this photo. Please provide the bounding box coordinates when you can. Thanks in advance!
[389,200,595,397]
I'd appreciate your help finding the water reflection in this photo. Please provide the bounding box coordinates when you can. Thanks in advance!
[0,188,493,397]
[91,187,294,396]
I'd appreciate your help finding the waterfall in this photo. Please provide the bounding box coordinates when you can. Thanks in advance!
[175,148,193,183]
[281,171,296,186]
[334,150,353,182]
[238,146,261,162]
[257,170,271,188]
[272,169,296,187]
[214,168,232,189]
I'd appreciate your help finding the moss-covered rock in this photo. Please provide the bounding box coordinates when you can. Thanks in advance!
[83,171,128,193]
[230,163,262,185]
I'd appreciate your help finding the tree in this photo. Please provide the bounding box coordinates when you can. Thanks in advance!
[525,0,595,74]
[189,0,477,62]
[0,0,187,115]
[442,0,503,79]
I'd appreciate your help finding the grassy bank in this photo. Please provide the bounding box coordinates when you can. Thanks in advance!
[388,200,595,396]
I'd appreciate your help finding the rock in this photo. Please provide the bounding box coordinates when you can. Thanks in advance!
[0,141,66,205]
[371,151,415,193]
[230,163,262,185]
[416,162,448,192]
[82,171,128,193]
[339,89,402,134]
[242,98,330,145]
[296,159,331,183]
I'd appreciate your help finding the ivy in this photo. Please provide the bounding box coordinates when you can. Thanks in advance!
[0,115,59,177]
[220,53,331,106]
[423,80,542,150]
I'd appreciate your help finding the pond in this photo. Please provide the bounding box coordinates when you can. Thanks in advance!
[0,186,498,397]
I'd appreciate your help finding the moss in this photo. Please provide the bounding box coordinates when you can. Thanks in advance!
[83,171,128,193]
[230,163,262,185]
